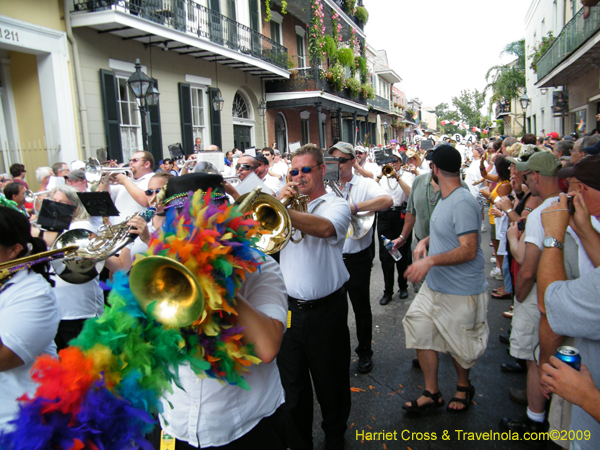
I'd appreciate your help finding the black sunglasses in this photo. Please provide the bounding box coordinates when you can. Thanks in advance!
[144,188,162,196]
[130,158,147,164]
[289,164,320,177]
[236,163,255,171]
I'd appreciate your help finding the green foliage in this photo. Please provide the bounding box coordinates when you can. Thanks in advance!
[529,32,555,73]
[360,82,375,100]
[287,55,295,69]
[356,56,367,77]
[354,6,368,24]
[485,39,526,107]
[337,48,354,68]
[451,89,486,129]
[265,0,271,21]
[329,63,346,91]
[343,0,356,15]
[345,77,361,97]
[324,35,338,61]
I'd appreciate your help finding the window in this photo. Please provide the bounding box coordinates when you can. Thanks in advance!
[296,34,305,68]
[191,87,207,145]
[301,119,309,145]
[117,76,141,161]
[270,21,282,45]
[232,92,249,118]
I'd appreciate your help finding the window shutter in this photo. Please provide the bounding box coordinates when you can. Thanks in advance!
[178,82,194,155]
[99,69,123,162]
[148,79,163,168]
[208,87,222,150]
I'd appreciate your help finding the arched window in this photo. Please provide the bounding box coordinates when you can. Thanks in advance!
[275,113,287,152]
[232,92,249,119]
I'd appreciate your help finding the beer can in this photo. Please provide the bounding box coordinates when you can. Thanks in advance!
[555,346,581,371]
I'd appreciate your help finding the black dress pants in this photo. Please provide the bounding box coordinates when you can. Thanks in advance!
[377,208,412,295]
[277,289,351,450]
[343,247,373,358]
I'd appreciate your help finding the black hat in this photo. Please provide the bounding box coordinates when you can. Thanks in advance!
[582,139,600,156]
[161,173,225,208]
[254,154,269,165]
[426,144,462,173]
[557,154,600,190]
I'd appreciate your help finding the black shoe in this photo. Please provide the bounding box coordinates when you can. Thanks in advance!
[499,334,510,345]
[501,362,527,374]
[357,355,373,374]
[379,294,392,305]
[399,289,409,299]
[500,415,547,436]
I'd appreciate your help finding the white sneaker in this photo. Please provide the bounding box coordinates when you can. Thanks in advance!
[490,267,502,278]
[490,257,496,264]
[481,225,488,232]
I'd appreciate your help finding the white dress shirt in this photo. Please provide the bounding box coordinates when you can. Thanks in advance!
[110,172,154,224]
[159,256,287,447]
[340,175,390,254]
[280,192,351,300]
[0,269,59,432]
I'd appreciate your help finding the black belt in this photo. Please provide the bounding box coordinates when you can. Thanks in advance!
[288,287,344,310]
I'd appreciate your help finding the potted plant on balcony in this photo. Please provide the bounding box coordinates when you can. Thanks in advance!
[528,31,555,73]
[337,48,354,69]
[343,0,356,15]
[329,63,346,92]
[354,6,369,25]
[345,77,361,98]
[360,82,375,100]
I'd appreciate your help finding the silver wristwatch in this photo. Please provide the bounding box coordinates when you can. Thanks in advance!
[543,236,564,250]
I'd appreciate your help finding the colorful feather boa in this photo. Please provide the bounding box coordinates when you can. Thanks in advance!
[0,189,265,450]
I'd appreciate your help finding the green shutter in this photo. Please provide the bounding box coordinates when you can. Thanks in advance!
[209,87,222,150]
[178,82,194,154]
[148,78,163,168]
[99,69,123,162]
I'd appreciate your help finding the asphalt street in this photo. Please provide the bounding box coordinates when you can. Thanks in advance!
[310,216,561,450]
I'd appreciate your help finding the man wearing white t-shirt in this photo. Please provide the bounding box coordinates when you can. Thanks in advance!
[98,150,155,224]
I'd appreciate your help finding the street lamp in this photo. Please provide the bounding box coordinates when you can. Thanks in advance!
[258,98,267,117]
[519,89,530,134]
[127,59,160,153]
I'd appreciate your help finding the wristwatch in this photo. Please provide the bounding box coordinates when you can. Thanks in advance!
[506,208,514,215]
[543,236,564,250]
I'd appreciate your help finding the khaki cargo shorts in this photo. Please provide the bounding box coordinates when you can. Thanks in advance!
[509,285,540,361]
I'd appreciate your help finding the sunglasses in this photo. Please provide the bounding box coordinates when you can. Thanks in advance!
[356,151,365,155]
[130,158,146,164]
[144,188,162,196]
[289,164,320,177]
[236,163,255,171]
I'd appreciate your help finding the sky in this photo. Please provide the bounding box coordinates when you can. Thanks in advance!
[365,0,531,110]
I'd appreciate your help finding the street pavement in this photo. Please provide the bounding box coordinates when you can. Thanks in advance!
[310,218,561,450]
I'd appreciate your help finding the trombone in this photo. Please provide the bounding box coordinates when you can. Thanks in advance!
[24,189,52,204]
[85,157,133,190]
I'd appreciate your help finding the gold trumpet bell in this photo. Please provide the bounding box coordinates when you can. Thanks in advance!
[129,256,205,328]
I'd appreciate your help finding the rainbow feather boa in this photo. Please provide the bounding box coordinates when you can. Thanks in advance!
[0,189,265,450]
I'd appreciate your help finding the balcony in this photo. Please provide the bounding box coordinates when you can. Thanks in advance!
[71,0,289,76]
[536,5,600,86]
[495,101,511,118]
[367,95,390,112]
[265,68,367,107]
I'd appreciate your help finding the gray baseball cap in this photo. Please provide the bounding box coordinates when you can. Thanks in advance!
[328,141,355,158]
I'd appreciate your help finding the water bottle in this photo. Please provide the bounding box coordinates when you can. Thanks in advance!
[381,235,402,261]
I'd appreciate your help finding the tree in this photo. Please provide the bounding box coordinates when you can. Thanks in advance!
[434,102,462,136]
[485,39,526,108]
[451,89,486,129]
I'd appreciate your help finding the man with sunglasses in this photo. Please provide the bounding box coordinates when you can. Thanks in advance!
[261,148,285,195]
[235,155,259,182]
[352,146,377,179]
[98,150,155,224]
[276,144,352,450]
[328,142,392,374]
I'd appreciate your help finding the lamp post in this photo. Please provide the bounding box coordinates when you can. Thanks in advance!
[127,59,160,153]
[519,89,530,135]
[258,98,267,117]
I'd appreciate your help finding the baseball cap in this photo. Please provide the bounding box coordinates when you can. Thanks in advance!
[582,139,600,155]
[563,135,575,142]
[547,132,560,139]
[391,149,402,160]
[505,144,543,164]
[274,149,281,155]
[557,154,600,190]
[425,144,461,173]
[514,151,561,176]
[328,141,355,158]
[64,169,86,181]
[354,145,367,154]
[254,154,269,165]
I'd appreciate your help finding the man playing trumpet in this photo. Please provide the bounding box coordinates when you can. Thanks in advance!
[276,144,351,450]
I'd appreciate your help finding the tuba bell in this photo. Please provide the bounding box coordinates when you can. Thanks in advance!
[326,180,375,240]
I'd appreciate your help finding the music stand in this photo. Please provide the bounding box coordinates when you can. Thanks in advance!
[37,198,77,232]
[77,192,120,217]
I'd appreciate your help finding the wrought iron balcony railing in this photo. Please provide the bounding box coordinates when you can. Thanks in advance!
[367,94,390,112]
[265,68,367,105]
[536,5,600,80]
[72,0,288,70]
[495,101,511,118]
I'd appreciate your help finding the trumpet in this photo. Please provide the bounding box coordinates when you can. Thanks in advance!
[85,157,133,189]
[381,164,396,178]
[176,157,197,170]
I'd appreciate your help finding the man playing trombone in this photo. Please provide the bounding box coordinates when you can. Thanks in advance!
[328,142,392,374]
[97,151,155,224]
[276,144,351,450]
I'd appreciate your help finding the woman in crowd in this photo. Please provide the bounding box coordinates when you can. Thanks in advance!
[33,166,53,214]
[0,206,60,431]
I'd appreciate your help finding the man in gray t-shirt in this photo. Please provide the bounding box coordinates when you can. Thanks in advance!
[402,145,488,413]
